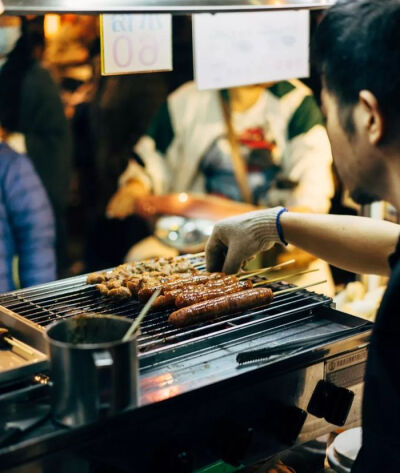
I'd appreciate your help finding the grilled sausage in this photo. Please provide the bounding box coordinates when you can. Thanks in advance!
[138,273,225,301]
[151,293,176,309]
[203,275,238,287]
[168,288,273,327]
[164,275,238,299]
[125,273,191,296]
[153,278,249,309]
[175,280,253,308]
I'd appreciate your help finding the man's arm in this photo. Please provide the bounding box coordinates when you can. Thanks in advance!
[280,212,399,276]
[206,208,400,276]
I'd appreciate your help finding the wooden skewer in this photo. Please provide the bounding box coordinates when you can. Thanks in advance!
[238,259,296,280]
[253,268,319,287]
[122,288,162,341]
[187,251,205,258]
[0,328,34,359]
[273,280,327,296]
[239,259,295,275]
[194,258,296,276]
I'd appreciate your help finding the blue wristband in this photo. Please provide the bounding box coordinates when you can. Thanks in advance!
[276,208,288,246]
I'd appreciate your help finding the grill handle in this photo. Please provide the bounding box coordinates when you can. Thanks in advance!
[236,325,370,364]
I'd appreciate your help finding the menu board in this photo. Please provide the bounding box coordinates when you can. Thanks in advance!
[193,10,310,90]
[100,14,172,75]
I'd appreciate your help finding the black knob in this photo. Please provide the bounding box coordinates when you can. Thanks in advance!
[211,420,253,466]
[308,380,354,426]
[264,402,307,444]
[279,405,308,444]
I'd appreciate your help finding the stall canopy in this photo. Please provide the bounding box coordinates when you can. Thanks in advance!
[3,0,334,14]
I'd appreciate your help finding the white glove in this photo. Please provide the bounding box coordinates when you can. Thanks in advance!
[206,207,287,274]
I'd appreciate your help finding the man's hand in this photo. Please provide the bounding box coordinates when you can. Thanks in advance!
[106,179,150,219]
[206,207,285,274]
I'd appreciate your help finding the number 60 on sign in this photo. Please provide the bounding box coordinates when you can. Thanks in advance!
[100,14,173,75]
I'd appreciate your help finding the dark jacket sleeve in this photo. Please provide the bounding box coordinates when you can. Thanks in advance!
[20,62,71,211]
[3,154,56,287]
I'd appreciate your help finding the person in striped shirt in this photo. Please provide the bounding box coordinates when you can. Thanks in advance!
[0,142,56,292]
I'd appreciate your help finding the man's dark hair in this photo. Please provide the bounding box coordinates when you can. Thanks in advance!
[312,0,400,138]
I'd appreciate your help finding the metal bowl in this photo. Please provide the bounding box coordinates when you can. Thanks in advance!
[155,216,214,253]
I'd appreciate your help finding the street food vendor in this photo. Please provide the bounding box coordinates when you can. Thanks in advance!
[206,1,400,471]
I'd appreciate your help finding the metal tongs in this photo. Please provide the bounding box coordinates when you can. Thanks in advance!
[236,325,370,364]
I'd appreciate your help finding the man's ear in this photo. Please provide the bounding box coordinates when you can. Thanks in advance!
[358,90,384,145]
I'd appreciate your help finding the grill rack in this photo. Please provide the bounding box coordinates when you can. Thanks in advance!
[0,267,332,356]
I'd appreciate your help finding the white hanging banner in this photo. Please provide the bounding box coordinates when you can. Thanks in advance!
[100,14,172,75]
[193,10,310,90]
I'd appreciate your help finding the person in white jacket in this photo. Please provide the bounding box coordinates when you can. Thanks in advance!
[107,80,334,217]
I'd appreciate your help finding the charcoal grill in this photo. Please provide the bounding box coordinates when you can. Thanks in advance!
[0,260,372,473]
[0,276,330,355]
[0,256,333,360]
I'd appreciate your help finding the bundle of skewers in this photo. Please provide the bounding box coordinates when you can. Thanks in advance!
[86,254,325,328]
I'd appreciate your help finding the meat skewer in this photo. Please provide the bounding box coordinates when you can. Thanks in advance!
[98,265,315,301]
[174,280,253,308]
[127,272,194,295]
[168,280,327,328]
[90,258,297,300]
[168,288,274,327]
[152,278,250,309]
[156,268,319,309]
[139,273,238,302]
[86,258,198,285]
[97,271,203,298]
[137,273,225,301]
[108,286,132,298]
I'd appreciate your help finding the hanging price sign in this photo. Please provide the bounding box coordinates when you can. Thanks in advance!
[193,11,309,90]
[100,14,172,75]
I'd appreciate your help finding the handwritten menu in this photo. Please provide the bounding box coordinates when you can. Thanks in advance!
[193,11,310,90]
[100,14,172,75]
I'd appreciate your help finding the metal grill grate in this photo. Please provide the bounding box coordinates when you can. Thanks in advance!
[0,264,332,354]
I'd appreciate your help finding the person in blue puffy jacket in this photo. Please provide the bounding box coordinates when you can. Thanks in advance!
[0,142,56,293]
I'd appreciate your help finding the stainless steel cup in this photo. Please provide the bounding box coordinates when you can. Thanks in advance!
[45,314,138,427]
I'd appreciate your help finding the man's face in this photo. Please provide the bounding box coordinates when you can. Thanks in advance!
[321,87,384,205]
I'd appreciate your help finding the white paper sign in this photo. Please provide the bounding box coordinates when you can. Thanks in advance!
[0,0,4,15]
[101,14,172,75]
[193,11,309,90]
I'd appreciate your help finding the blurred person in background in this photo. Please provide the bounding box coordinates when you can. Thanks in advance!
[44,14,98,84]
[0,16,72,277]
[0,142,56,293]
[107,80,334,216]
